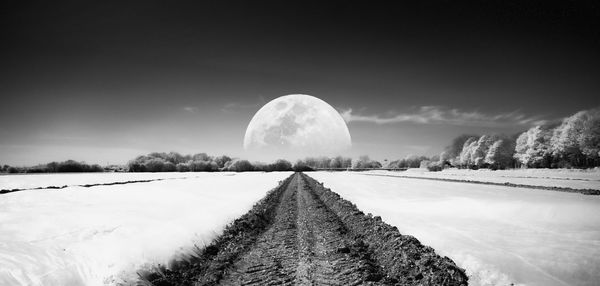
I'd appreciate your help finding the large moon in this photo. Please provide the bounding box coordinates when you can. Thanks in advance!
[243,94,351,159]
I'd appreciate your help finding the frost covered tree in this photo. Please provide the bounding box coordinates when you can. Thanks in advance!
[580,111,600,161]
[440,134,478,166]
[485,139,515,169]
[341,157,353,168]
[469,135,498,167]
[329,157,342,168]
[176,163,190,172]
[192,153,211,162]
[213,155,232,169]
[456,135,499,168]
[225,160,253,172]
[166,152,185,164]
[271,159,292,171]
[514,126,553,168]
[458,137,478,167]
[352,155,382,169]
[304,157,331,169]
[144,158,166,172]
[162,162,177,172]
[438,108,599,169]
[548,108,600,167]
[550,111,587,167]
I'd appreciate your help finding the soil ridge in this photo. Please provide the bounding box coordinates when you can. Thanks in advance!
[140,173,468,285]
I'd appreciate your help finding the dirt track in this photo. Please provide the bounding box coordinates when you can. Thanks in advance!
[142,173,468,285]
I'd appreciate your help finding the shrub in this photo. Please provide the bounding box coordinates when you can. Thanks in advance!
[128,161,146,172]
[293,161,314,172]
[144,158,166,172]
[427,165,443,172]
[176,163,190,172]
[271,159,292,171]
[226,160,254,172]
[189,160,218,172]
[214,155,232,169]
[162,162,177,172]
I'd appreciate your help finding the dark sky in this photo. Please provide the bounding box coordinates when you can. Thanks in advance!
[1,0,599,165]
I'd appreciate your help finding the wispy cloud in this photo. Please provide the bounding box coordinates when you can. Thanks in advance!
[339,106,548,127]
[221,96,267,113]
[183,106,199,113]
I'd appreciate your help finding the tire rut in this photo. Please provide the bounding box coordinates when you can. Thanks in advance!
[218,175,299,285]
[141,173,468,286]
[294,173,388,286]
[219,173,391,285]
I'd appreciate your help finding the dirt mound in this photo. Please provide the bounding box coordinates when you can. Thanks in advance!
[140,173,468,285]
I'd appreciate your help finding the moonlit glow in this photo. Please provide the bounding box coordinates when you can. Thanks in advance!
[243,94,351,159]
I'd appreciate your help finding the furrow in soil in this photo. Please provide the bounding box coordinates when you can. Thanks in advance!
[141,172,468,286]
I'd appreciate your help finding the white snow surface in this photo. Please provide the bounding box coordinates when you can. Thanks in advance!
[310,171,600,286]
[366,168,600,190]
[0,172,201,190]
[0,172,291,286]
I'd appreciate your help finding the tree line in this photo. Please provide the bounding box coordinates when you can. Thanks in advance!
[293,155,382,170]
[437,108,600,169]
[126,152,298,172]
[0,160,104,174]
[0,153,436,174]
[125,153,389,172]
[3,108,596,174]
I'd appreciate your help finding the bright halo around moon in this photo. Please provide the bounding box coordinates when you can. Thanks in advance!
[243,94,351,159]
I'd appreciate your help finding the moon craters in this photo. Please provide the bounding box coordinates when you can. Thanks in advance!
[243,94,352,158]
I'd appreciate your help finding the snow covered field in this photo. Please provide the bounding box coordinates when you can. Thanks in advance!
[0,172,201,190]
[366,168,600,190]
[310,171,600,286]
[0,172,291,285]
[2,170,599,286]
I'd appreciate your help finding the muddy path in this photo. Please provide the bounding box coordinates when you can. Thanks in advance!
[141,173,468,285]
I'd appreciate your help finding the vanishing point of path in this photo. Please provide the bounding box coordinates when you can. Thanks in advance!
[143,173,468,286]
[220,173,384,285]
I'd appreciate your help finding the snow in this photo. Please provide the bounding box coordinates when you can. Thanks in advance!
[0,172,292,286]
[0,172,201,190]
[2,169,598,286]
[365,168,600,190]
[310,171,600,286]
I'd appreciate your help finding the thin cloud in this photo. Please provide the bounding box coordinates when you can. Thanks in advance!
[339,106,548,127]
[183,106,199,113]
[221,96,267,113]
